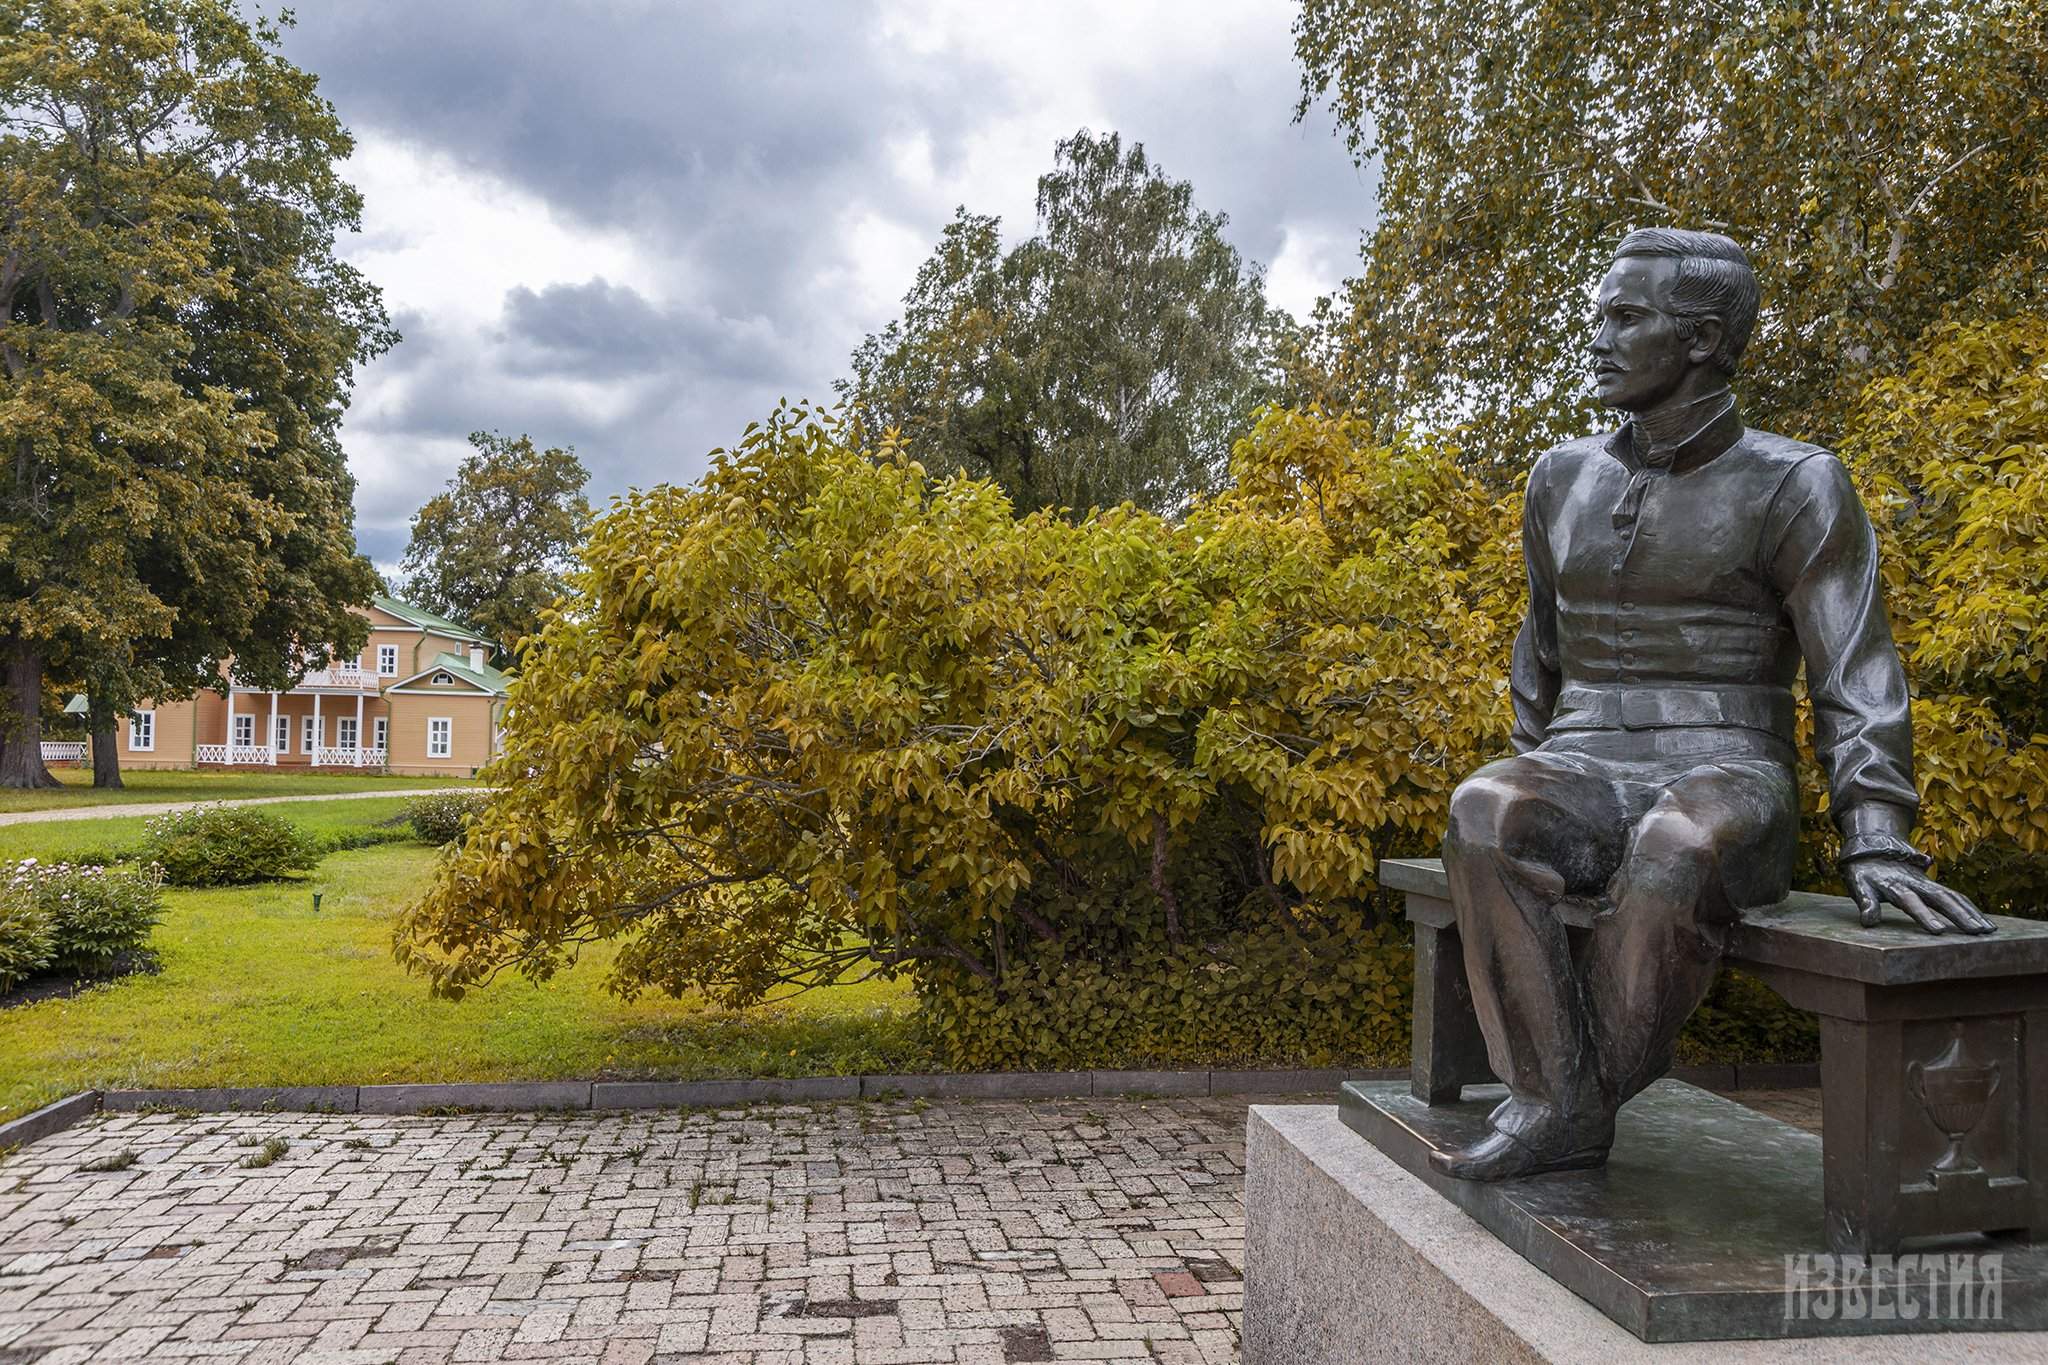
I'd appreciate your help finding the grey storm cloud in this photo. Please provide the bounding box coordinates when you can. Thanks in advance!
[274,2,1376,565]
[497,279,786,384]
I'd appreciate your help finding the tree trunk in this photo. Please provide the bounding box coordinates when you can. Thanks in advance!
[87,694,123,789]
[0,636,58,789]
[1151,811,1180,943]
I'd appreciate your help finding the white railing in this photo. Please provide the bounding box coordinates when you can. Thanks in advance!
[298,665,380,691]
[40,741,88,763]
[196,745,279,765]
[314,746,386,768]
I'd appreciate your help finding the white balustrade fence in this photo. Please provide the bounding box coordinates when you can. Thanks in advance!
[39,741,88,764]
[300,666,378,691]
[196,744,280,765]
[313,746,386,768]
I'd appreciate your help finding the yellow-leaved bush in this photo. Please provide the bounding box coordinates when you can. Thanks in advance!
[397,324,2046,1069]
[1832,315,2048,912]
[394,402,1516,1068]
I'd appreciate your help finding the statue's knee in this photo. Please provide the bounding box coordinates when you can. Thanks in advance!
[1633,804,1715,864]
[1446,771,1518,855]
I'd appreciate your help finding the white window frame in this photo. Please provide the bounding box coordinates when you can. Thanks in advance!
[377,644,398,676]
[431,671,454,686]
[232,714,255,747]
[427,717,452,759]
[274,715,291,754]
[337,716,358,751]
[129,710,155,752]
[373,716,388,752]
[303,714,319,752]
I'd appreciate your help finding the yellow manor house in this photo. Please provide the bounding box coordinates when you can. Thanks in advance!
[100,597,510,779]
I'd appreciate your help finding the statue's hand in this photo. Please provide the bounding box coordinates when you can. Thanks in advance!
[1844,859,1995,935]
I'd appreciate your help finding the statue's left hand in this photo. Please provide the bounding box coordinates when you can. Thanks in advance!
[1845,859,1995,935]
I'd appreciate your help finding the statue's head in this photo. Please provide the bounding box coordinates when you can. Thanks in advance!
[1591,228,1758,412]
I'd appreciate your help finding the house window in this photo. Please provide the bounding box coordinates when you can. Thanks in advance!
[337,717,358,751]
[232,714,255,747]
[431,671,454,686]
[373,717,388,753]
[303,715,319,752]
[377,644,398,676]
[129,710,155,752]
[274,716,290,753]
[428,717,452,759]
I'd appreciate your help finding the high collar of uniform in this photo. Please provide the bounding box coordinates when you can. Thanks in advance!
[1604,389,1744,473]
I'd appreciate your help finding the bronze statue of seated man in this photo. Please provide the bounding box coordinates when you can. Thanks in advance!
[1435,228,1995,1182]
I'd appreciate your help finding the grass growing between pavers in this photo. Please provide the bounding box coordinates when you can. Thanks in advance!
[0,766,477,814]
[0,838,931,1123]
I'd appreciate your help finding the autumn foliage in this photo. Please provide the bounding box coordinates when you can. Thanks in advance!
[397,296,2048,1065]
[397,0,2048,1066]
[394,402,1517,1064]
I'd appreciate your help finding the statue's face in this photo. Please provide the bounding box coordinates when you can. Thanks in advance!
[1589,257,1696,412]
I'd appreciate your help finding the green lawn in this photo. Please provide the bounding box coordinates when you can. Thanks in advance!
[0,797,425,864]
[0,766,477,814]
[0,817,928,1122]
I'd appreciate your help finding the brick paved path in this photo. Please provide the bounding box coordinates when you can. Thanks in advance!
[0,1097,1260,1364]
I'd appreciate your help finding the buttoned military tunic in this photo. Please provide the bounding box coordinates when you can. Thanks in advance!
[1439,402,1924,1145]
[1509,401,1918,828]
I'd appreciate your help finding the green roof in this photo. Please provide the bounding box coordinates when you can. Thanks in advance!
[373,594,494,645]
[422,651,513,695]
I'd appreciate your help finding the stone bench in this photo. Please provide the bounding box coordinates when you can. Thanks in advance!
[1380,855,2048,1256]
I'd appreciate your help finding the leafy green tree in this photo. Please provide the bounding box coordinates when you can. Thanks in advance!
[1291,0,2047,468]
[0,0,388,788]
[844,130,1289,517]
[399,431,593,660]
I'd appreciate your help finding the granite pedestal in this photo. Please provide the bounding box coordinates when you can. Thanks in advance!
[1245,1101,2048,1363]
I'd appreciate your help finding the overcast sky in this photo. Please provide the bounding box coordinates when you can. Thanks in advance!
[275,1,1376,571]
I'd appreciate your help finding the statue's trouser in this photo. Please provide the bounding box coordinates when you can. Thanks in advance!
[1442,726,1799,1155]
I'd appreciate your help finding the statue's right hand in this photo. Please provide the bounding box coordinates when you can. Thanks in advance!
[1844,859,1995,935]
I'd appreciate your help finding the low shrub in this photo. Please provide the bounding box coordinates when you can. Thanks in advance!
[0,885,54,994]
[404,791,491,846]
[0,857,163,985]
[1675,968,1822,1065]
[919,914,1413,1071]
[899,825,1419,1071]
[320,827,411,855]
[140,805,322,887]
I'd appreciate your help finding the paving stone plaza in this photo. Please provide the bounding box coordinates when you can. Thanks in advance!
[0,1096,1268,1364]
[0,1089,1829,1363]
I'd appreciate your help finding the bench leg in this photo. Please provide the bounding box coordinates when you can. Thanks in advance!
[2026,1009,2048,1244]
[1819,1016,1906,1257]
[1411,918,1498,1104]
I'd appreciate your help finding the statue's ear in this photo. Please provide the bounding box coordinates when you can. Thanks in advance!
[1688,317,1726,368]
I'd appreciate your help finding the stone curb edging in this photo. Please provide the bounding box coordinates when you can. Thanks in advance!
[0,1063,1820,1157]
[74,1061,1813,1118]
[0,1091,100,1152]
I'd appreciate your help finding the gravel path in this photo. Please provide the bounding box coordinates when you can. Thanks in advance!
[0,788,463,827]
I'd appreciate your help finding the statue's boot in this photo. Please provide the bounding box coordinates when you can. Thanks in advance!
[1428,1127,1609,1181]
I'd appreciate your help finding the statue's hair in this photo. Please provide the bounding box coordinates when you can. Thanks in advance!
[1612,228,1758,376]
